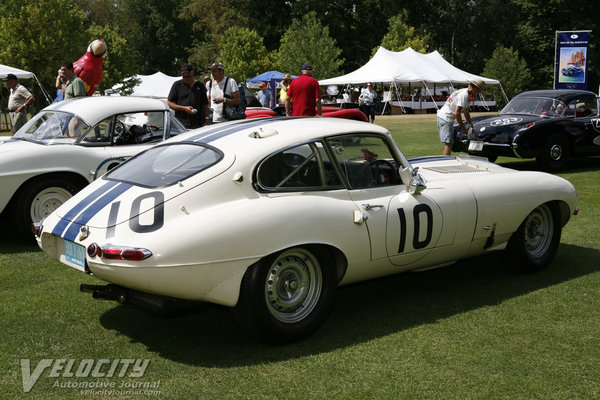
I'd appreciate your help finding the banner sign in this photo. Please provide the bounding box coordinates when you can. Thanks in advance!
[555,31,591,90]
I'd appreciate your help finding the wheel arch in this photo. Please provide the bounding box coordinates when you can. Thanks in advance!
[7,171,89,210]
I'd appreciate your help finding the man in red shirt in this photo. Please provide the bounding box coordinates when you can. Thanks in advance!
[285,64,322,117]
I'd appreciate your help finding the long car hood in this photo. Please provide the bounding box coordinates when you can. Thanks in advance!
[472,113,541,143]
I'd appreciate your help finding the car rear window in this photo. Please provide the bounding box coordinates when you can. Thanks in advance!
[105,143,223,187]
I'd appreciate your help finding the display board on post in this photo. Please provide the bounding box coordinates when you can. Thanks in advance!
[554,30,591,90]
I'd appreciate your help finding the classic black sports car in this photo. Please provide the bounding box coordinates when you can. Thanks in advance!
[453,89,600,170]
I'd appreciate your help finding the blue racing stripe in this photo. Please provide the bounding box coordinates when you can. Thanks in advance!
[62,182,132,241]
[188,118,284,144]
[51,180,119,237]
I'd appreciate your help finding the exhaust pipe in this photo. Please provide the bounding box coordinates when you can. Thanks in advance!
[79,283,208,316]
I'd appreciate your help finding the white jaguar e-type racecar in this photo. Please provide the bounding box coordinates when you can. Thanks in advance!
[0,96,186,238]
[36,117,578,343]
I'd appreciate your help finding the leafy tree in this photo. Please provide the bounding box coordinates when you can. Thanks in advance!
[218,27,274,83]
[483,46,531,107]
[0,0,87,106]
[276,12,344,80]
[85,24,137,94]
[375,11,427,55]
[118,0,196,75]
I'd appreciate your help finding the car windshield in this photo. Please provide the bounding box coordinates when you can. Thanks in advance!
[500,97,567,117]
[13,111,90,143]
[105,143,223,187]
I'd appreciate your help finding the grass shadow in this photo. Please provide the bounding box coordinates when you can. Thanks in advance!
[97,243,600,367]
[0,215,38,254]
[497,155,600,172]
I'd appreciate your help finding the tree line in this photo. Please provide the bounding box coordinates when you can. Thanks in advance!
[0,0,598,108]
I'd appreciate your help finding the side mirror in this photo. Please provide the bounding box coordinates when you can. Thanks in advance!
[400,167,426,195]
[594,135,600,146]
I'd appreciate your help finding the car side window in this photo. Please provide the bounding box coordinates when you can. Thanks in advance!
[565,97,597,119]
[256,141,343,191]
[326,134,401,189]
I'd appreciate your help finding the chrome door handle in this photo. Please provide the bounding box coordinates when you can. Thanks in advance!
[362,204,384,210]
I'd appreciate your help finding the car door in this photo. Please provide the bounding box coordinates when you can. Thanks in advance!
[326,134,457,267]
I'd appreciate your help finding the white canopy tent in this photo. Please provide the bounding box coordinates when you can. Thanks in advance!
[0,64,52,105]
[319,47,505,112]
[112,72,180,98]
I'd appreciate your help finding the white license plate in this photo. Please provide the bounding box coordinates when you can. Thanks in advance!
[468,141,484,151]
[63,240,86,271]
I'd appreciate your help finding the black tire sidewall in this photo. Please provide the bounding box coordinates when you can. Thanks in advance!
[11,176,80,239]
[536,134,570,171]
[501,203,562,273]
[232,246,336,344]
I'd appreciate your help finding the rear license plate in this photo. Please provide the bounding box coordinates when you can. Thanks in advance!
[468,141,484,151]
[63,240,86,271]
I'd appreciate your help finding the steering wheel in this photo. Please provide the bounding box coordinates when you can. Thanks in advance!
[114,121,125,135]
[354,159,397,187]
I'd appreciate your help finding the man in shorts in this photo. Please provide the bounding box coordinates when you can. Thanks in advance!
[436,78,485,155]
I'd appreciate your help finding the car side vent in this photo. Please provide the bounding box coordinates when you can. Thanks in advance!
[424,165,489,174]
[250,127,278,139]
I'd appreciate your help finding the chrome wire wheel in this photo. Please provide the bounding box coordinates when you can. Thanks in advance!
[523,204,554,259]
[264,248,322,323]
[30,187,73,222]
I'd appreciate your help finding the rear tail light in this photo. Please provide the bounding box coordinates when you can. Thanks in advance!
[87,243,152,261]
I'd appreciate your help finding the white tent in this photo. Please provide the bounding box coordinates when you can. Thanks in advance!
[319,47,504,113]
[0,64,35,79]
[319,47,499,87]
[0,64,52,105]
[112,72,180,98]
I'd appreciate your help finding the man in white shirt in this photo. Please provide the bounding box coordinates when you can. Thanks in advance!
[437,78,485,155]
[207,62,240,123]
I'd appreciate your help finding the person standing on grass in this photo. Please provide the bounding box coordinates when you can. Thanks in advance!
[436,78,485,155]
[6,73,35,134]
[285,64,322,117]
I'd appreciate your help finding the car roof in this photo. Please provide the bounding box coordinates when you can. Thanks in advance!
[514,89,597,103]
[174,117,390,155]
[43,96,170,126]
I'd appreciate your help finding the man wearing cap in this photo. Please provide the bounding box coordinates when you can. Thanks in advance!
[168,63,209,129]
[436,78,486,155]
[285,64,322,117]
[207,62,240,123]
[257,82,273,108]
[6,74,35,134]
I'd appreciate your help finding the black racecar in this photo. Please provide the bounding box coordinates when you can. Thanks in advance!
[453,89,600,171]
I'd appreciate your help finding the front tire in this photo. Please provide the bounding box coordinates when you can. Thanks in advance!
[232,246,336,344]
[500,203,561,273]
[11,176,82,240]
[536,134,570,171]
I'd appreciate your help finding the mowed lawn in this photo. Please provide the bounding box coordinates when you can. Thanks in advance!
[1,114,599,399]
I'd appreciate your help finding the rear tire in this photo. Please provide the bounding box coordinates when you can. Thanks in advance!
[500,203,561,273]
[11,176,82,240]
[536,134,570,171]
[232,246,336,344]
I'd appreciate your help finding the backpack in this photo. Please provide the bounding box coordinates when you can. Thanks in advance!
[222,77,246,120]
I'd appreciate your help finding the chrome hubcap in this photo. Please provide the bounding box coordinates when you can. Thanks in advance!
[549,144,563,160]
[265,249,322,323]
[523,205,553,258]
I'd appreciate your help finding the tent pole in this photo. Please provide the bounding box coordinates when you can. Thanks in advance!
[33,74,52,105]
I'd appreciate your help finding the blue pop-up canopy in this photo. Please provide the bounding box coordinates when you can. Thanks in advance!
[246,70,297,86]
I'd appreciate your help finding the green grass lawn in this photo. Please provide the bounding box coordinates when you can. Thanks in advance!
[1,114,599,399]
